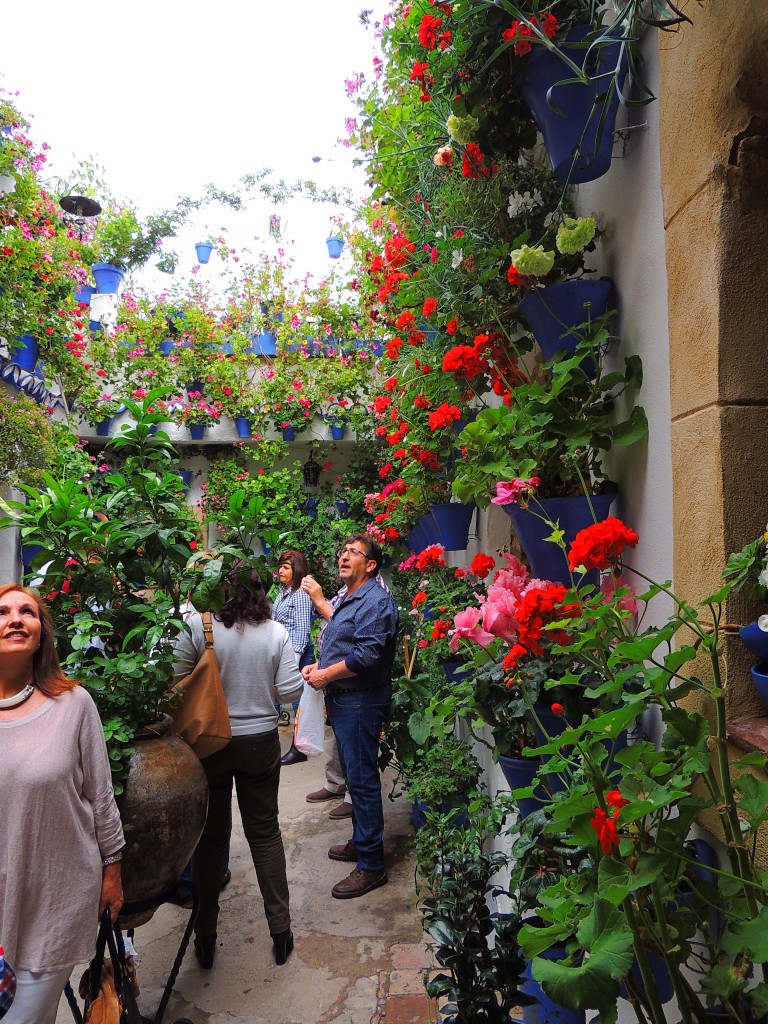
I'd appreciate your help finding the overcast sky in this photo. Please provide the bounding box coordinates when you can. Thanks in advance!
[1,0,384,283]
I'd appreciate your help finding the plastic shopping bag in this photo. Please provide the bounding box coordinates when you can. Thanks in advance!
[294,682,325,756]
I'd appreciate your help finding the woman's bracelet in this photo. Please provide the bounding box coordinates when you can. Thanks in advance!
[101,851,123,866]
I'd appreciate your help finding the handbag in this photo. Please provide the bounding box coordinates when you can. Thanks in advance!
[78,912,142,1024]
[168,611,231,759]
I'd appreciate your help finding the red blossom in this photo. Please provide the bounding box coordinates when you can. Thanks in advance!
[442,344,487,381]
[470,553,495,579]
[461,143,497,180]
[591,808,620,855]
[423,297,438,317]
[568,517,639,572]
[428,402,461,430]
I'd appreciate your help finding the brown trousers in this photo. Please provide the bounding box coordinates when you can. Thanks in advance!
[193,730,290,936]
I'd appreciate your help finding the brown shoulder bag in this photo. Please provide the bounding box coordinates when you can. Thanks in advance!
[169,611,231,759]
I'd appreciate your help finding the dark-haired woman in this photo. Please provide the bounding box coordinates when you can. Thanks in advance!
[272,549,314,765]
[0,584,124,1024]
[172,569,303,969]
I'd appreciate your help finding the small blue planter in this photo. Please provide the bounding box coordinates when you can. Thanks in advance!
[74,284,96,306]
[179,469,192,488]
[21,543,44,569]
[195,241,213,264]
[282,425,296,442]
[326,236,344,259]
[187,380,204,396]
[234,417,252,439]
[518,23,626,184]
[429,502,476,552]
[411,798,469,831]
[330,425,346,440]
[751,664,768,712]
[248,331,277,356]
[219,341,234,356]
[405,513,443,554]
[95,417,113,437]
[740,622,768,661]
[13,334,39,371]
[159,339,176,356]
[91,263,125,295]
[188,424,206,440]
[498,754,547,820]
[336,499,349,515]
[306,497,318,520]
[521,944,586,1024]
[518,278,615,369]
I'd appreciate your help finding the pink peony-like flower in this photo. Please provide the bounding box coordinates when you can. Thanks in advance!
[481,587,520,644]
[600,574,639,617]
[449,606,496,652]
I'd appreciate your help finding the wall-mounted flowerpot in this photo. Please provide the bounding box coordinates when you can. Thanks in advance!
[282,425,296,442]
[177,469,192,492]
[259,535,272,555]
[405,513,443,554]
[501,486,617,588]
[91,263,125,295]
[12,334,39,371]
[306,497,318,520]
[411,797,469,831]
[74,284,96,306]
[750,664,768,712]
[219,340,234,356]
[234,417,252,439]
[336,499,349,515]
[521,943,586,1024]
[518,277,615,370]
[740,620,768,661]
[159,339,176,356]
[195,241,213,264]
[498,754,546,820]
[441,660,468,685]
[330,425,346,440]
[188,424,206,440]
[21,543,44,569]
[187,380,204,396]
[247,331,277,356]
[95,417,113,437]
[326,236,344,259]
[429,501,476,551]
[518,24,626,184]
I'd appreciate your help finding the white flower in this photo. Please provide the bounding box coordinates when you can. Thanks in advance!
[758,612,768,630]
[451,248,464,269]
[507,190,543,218]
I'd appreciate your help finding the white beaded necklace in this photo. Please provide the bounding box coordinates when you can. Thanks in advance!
[0,684,35,709]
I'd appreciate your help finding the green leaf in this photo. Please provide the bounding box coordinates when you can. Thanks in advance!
[611,406,648,446]
[722,904,768,961]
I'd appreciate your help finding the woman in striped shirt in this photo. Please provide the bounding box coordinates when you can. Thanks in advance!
[272,550,314,765]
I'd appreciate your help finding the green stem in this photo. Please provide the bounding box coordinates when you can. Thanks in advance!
[622,897,669,1024]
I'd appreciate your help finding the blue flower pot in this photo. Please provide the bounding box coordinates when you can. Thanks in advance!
[259,535,272,555]
[13,334,39,371]
[522,944,586,1024]
[282,425,296,442]
[326,236,344,259]
[188,424,205,440]
[331,425,346,440]
[248,331,277,356]
[336,499,349,515]
[195,241,213,264]
[429,502,476,551]
[518,23,626,184]
[501,488,617,588]
[74,284,96,306]
[750,664,768,712]
[234,417,252,439]
[159,339,176,356]
[179,469,192,488]
[405,513,443,554]
[306,497,318,520]
[498,754,546,819]
[91,263,124,295]
[95,417,113,437]
[411,798,469,831]
[219,340,233,356]
[21,543,44,569]
[740,622,768,661]
[518,278,615,370]
[442,661,469,685]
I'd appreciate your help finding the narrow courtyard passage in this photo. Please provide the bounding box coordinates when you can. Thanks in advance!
[56,732,433,1024]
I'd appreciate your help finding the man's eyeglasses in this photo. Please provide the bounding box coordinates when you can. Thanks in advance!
[338,546,369,560]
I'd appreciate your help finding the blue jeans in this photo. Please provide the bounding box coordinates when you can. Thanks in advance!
[326,683,392,872]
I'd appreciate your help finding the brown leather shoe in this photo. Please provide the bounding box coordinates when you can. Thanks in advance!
[328,801,353,819]
[306,787,344,803]
[331,867,388,899]
[328,841,359,862]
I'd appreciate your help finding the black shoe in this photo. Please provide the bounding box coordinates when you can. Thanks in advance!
[281,744,308,766]
[271,928,294,966]
[193,934,216,969]
[220,869,232,892]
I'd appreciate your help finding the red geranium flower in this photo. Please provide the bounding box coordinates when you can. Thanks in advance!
[470,552,496,579]
[568,517,639,572]
[591,808,620,855]
[423,297,438,317]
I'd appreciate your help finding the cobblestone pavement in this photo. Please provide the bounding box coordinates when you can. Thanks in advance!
[56,731,436,1024]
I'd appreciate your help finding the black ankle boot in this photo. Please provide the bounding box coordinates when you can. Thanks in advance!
[280,743,307,766]
[271,928,294,965]
[193,934,216,969]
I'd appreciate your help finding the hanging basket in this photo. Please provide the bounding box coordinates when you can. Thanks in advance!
[517,24,627,184]
[91,263,125,295]
[234,417,252,439]
[429,502,476,551]
[326,236,344,259]
[518,277,615,370]
[195,241,213,264]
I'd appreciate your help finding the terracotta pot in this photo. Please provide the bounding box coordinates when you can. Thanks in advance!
[117,716,208,927]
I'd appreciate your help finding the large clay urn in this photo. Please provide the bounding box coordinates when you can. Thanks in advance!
[117,716,208,927]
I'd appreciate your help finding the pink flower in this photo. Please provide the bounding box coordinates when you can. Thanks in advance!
[490,477,541,505]
[132,388,148,399]
[600,574,638,617]
[491,554,530,597]
[449,607,496,652]
[481,588,520,643]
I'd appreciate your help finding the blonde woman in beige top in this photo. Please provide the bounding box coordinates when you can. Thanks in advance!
[0,584,124,1024]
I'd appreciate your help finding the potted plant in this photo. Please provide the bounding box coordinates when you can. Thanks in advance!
[0,392,61,491]
[405,735,480,829]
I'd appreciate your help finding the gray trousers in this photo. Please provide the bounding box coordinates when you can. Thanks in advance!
[324,723,346,795]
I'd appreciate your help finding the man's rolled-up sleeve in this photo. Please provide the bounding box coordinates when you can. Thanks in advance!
[345,597,398,675]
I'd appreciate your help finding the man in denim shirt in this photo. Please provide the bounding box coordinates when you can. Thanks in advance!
[301,533,398,899]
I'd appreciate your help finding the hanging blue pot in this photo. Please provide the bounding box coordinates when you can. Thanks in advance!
[411,798,469,831]
[91,263,125,294]
[89,320,102,333]
[248,331,277,356]
[441,661,469,685]
[522,945,586,1024]
[178,469,192,489]
[282,425,296,442]
[219,340,234,356]
[195,241,213,264]
[517,23,626,184]
[188,424,205,440]
[498,754,546,819]
[74,284,96,306]
[406,513,443,553]
[159,339,176,356]
[259,535,272,555]
[326,236,344,259]
[501,488,616,588]
[95,417,113,437]
[740,621,768,661]
[21,543,44,569]
[336,499,349,515]
[12,334,39,371]
[429,502,476,551]
[187,380,204,396]
[331,425,346,440]
[518,278,615,369]
[234,417,252,439]
[306,497,318,520]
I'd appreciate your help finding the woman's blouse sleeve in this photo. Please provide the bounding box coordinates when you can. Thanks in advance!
[79,690,125,857]
[275,590,312,656]
[172,614,204,681]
